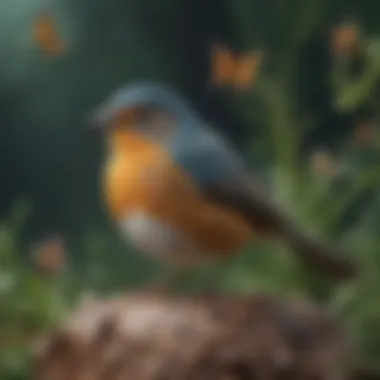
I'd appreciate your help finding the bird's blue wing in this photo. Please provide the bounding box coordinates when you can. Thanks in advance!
[170,121,249,188]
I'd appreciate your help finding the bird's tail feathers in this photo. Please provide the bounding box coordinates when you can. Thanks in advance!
[283,227,358,281]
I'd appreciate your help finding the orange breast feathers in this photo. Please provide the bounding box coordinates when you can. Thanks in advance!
[103,129,253,254]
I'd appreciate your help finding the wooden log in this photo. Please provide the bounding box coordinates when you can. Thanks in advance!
[34,291,355,380]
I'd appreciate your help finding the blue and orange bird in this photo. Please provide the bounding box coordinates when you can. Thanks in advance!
[91,83,357,289]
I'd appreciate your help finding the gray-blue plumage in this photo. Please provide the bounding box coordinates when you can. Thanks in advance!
[170,120,247,185]
[93,82,248,186]
[92,82,198,123]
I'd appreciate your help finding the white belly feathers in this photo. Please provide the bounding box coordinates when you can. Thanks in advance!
[118,209,206,266]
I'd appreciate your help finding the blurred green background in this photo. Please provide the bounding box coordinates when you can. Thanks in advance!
[1,0,380,378]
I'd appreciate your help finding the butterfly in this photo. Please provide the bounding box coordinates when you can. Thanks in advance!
[33,11,66,56]
[210,44,262,91]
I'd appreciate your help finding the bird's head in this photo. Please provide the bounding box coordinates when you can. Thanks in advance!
[89,83,199,147]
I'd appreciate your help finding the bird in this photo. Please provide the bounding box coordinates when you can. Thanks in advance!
[90,82,357,290]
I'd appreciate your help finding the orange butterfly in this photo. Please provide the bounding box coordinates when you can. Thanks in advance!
[211,44,262,91]
[33,11,66,56]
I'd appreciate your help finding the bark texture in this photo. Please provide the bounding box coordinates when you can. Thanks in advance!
[34,291,355,380]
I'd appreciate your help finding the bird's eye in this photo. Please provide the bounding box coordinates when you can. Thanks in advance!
[115,106,149,128]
